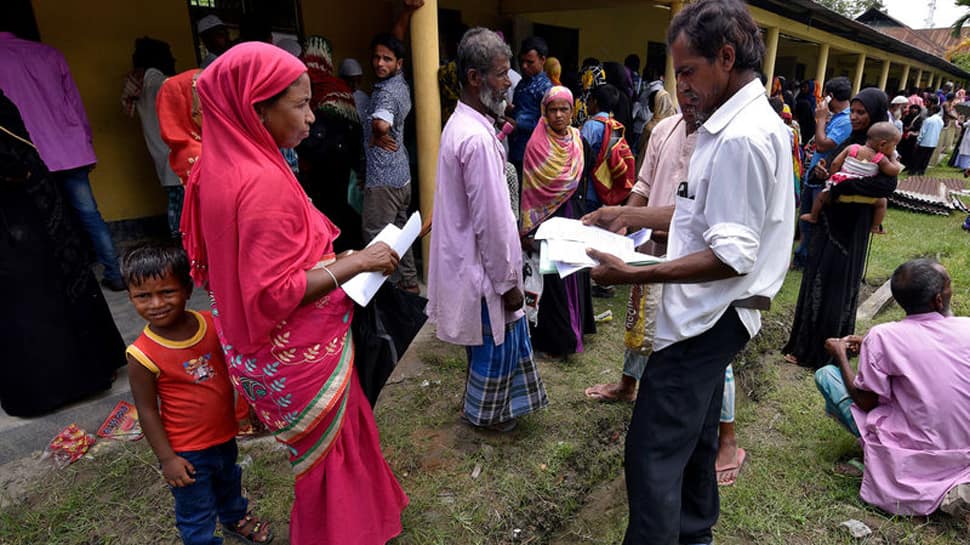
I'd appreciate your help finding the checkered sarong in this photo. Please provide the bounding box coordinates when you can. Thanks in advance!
[463,304,548,426]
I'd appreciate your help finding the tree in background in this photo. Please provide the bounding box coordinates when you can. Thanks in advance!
[949,0,970,72]
[816,0,887,19]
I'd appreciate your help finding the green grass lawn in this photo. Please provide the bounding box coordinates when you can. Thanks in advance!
[1,167,967,544]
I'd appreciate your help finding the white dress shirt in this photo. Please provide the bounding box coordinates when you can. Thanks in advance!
[653,78,795,351]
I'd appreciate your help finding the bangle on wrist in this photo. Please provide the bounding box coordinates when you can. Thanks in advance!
[322,266,339,289]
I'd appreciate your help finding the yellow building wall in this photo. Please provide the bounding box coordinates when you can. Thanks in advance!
[32,0,197,221]
[523,4,671,67]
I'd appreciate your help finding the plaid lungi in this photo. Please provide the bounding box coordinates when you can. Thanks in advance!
[464,302,548,426]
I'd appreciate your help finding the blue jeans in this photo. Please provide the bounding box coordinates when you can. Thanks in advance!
[814,365,861,437]
[792,182,823,269]
[56,167,121,281]
[170,439,249,545]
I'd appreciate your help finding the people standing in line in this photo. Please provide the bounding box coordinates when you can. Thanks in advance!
[574,62,607,127]
[794,79,817,144]
[791,76,853,270]
[888,95,908,133]
[583,1,795,542]
[426,28,549,433]
[0,90,126,417]
[543,56,562,86]
[635,80,676,172]
[179,42,408,545]
[0,27,125,290]
[626,54,649,149]
[933,92,959,166]
[157,69,203,186]
[123,242,273,545]
[783,89,899,369]
[197,15,231,69]
[909,97,943,176]
[898,103,924,167]
[362,32,419,292]
[520,86,595,359]
[298,35,364,253]
[123,37,183,238]
[603,61,635,132]
[814,259,970,521]
[339,57,370,124]
[508,36,553,180]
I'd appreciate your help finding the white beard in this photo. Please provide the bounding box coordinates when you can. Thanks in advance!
[480,85,507,118]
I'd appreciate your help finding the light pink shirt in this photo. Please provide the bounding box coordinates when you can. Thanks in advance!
[851,312,970,515]
[0,33,96,171]
[631,114,696,256]
[426,101,523,346]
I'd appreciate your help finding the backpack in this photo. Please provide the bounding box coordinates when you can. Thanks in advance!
[591,116,636,205]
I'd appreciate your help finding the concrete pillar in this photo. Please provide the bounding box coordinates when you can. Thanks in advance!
[852,52,866,95]
[409,0,441,277]
[928,72,936,90]
[815,43,830,89]
[665,0,684,104]
[900,64,910,90]
[763,26,780,95]
[878,59,891,92]
[915,69,923,88]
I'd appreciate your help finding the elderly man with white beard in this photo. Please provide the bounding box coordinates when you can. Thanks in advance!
[426,28,549,433]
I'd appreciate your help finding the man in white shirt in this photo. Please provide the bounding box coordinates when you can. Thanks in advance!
[584,1,795,543]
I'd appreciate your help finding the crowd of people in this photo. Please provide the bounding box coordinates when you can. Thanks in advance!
[2,0,969,544]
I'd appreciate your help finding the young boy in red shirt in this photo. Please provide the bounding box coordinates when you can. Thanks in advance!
[123,242,272,545]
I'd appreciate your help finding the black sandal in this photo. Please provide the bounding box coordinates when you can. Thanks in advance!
[224,512,273,544]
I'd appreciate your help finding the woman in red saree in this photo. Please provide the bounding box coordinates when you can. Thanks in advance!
[180,42,407,545]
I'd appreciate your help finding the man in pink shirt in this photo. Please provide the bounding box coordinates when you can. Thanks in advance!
[426,28,548,432]
[0,29,122,289]
[817,258,970,520]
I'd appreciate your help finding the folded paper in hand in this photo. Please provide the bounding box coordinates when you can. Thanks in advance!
[343,211,421,306]
[535,217,663,278]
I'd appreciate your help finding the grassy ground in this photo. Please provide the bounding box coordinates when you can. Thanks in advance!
[1,167,967,544]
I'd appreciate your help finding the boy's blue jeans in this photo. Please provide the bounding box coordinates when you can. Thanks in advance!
[171,439,248,545]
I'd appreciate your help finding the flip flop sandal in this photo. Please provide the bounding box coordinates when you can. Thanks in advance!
[716,448,747,487]
[224,512,274,544]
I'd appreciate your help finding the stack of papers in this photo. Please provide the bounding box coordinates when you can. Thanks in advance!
[343,211,421,306]
[534,217,663,278]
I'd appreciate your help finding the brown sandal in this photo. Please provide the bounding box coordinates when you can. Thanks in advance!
[224,512,273,544]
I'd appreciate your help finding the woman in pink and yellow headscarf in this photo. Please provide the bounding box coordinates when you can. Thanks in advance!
[520,86,596,358]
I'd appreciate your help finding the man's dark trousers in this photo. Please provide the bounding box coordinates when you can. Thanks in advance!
[623,309,750,545]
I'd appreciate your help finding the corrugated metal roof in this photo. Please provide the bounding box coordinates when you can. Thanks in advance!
[889,177,970,215]
[747,0,970,79]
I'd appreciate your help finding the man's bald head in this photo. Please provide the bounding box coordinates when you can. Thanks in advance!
[890,259,952,316]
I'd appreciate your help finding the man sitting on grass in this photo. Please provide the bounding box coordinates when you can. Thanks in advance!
[815,258,970,521]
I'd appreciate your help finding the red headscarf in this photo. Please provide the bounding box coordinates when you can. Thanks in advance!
[181,42,336,354]
[157,69,202,185]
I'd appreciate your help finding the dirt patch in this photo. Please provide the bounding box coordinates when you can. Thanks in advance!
[0,454,51,509]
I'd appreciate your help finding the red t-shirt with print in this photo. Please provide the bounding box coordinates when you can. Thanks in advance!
[127,310,237,452]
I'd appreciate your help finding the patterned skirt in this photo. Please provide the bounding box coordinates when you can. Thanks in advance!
[215,291,407,544]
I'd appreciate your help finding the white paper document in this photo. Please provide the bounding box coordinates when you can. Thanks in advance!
[342,211,421,306]
[535,217,663,278]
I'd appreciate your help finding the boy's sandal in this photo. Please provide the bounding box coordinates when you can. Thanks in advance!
[224,512,273,544]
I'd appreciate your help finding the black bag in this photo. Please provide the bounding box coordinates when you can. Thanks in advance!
[351,284,428,407]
